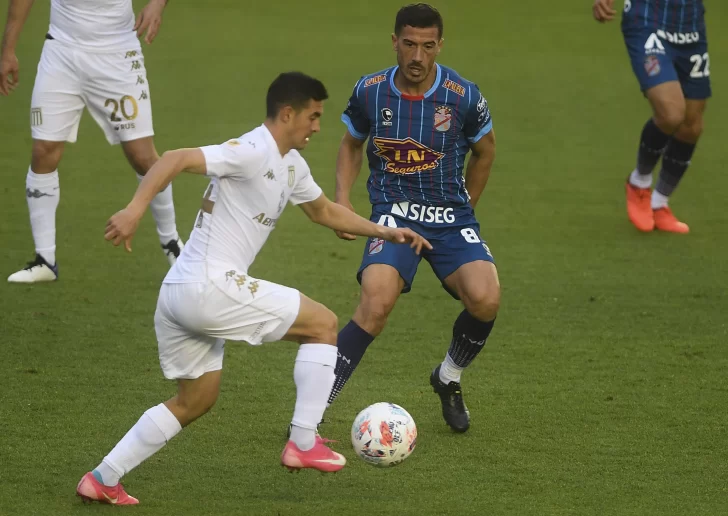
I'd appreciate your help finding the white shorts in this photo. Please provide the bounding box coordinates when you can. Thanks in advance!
[154,273,301,380]
[30,39,154,145]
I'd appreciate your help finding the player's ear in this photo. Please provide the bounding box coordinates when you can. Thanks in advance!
[437,38,444,54]
[391,33,397,51]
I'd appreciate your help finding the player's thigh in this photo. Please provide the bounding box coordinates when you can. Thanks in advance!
[155,283,225,381]
[673,33,712,101]
[80,47,154,146]
[428,225,496,300]
[30,40,85,145]
[282,293,338,345]
[121,135,159,175]
[358,264,405,318]
[645,81,686,131]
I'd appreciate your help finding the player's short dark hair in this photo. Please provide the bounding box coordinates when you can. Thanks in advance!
[266,72,328,118]
[394,3,443,39]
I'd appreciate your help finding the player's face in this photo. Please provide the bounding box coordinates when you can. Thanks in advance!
[392,26,442,84]
[290,100,324,150]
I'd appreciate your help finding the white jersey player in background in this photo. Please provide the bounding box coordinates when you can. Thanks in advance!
[0,0,184,283]
[75,72,431,504]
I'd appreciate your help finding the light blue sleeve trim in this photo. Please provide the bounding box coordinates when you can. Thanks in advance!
[341,114,367,140]
[467,120,493,144]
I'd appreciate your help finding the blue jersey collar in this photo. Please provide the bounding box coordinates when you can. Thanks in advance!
[389,63,442,100]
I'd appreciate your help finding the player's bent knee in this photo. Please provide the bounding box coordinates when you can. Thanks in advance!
[462,289,500,322]
[654,107,686,134]
[31,140,64,173]
[357,298,393,336]
[315,307,339,344]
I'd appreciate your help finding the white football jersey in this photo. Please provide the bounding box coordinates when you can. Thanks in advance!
[164,124,323,284]
[49,0,139,51]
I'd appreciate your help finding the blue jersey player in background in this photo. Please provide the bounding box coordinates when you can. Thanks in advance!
[593,0,710,234]
[327,3,498,433]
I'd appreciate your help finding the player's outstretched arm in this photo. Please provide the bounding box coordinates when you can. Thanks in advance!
[105,148,206,252]
[593,0,617,22]
[135,0,167,45]
[465,129,496,209]
[333,132,366,241]
[299,194,433,255]
[0,0,34,96]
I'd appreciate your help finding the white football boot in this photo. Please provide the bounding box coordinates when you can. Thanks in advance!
[8,254,58,283]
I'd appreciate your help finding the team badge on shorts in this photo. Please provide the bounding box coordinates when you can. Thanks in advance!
[644,55,661,77]
[434,106,452,132]
[368,238,384,255]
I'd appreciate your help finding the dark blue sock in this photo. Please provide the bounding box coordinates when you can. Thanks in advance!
[636,119,671,176]
[656,137,696,197]
[327,321,375,405]
[447,310,495,368]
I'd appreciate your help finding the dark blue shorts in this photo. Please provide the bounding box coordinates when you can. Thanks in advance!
[357,203,495,299]
[622,27,711,99]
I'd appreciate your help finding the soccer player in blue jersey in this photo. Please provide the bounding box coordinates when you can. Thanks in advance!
[327,3,498,432]
[593,0,710,234]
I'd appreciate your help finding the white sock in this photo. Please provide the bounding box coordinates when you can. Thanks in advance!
[439,353,464,384]
[137,173,179,244]
[26,168,60,266]
[651,190,669,210]
[629,169,652,189]
[94,403,181,486]
[290,344,337,451]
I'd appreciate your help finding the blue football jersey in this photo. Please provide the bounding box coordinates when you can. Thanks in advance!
[341,64,492,207]
[622,0,705,32]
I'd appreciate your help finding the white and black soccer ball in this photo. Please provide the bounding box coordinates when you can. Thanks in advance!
[351,402,417,467]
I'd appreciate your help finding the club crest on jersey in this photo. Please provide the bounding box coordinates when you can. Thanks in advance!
[381,108,393,127]
[288,165,295,187]
[443,79,465,97]
[372,137,445,175]
[434,106,452,132]
[644,55,661,77]
[369,238,384,255]
[364,74,387,87]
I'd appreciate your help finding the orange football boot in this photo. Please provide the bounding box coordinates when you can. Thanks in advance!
[625,180,655,232]
[654,207,689,234]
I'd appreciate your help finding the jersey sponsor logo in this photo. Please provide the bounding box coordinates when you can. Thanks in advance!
[434,105,452,132]
[644,55,661,77]
[288,165,295,187]
[443,79,465,97]
[644,33,666,55]
[264,169,275,180]
[372,137,445,175]
[364,74,387,87]
[656,29,700,45]
[381,107,393,127]
[114,122,136,131]
[391,201,456,224]
[252,212,278,227]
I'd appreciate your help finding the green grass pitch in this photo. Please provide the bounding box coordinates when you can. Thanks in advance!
[0,1,727,514]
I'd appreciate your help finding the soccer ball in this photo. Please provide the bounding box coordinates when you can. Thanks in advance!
[351,402,417,467]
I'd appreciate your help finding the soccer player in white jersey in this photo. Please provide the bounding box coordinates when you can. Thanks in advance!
[75,72,431,505]
[0,0,184,283]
